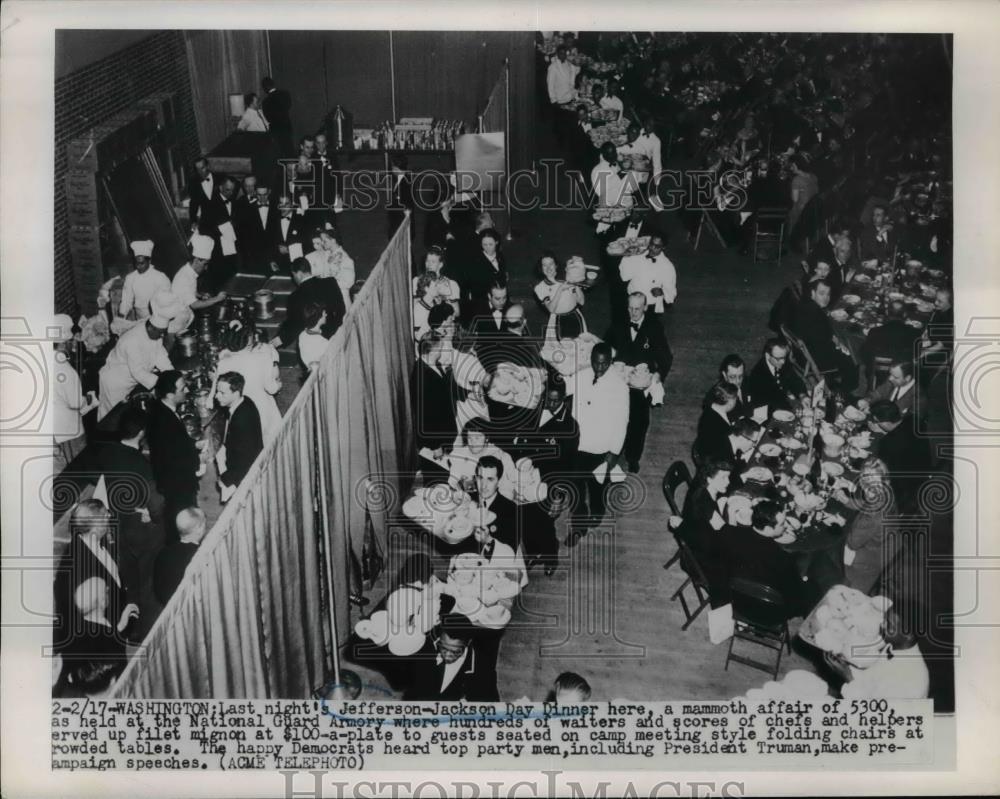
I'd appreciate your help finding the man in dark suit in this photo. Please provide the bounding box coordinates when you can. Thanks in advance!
[472,455,518,552]
[745,337,807,414]
[468,283,511,343]
[789,278,858,392]
[863,301,922,368]
[273,258,346,348]
[313,131,342,211]
[702,354,752,420]
[269,195,309,273]
[512,383,579,481]
[858,204,896,264]
[53,499,136,654]
[869,400,934,515]
[402,613,496,701]
[694,382,738,466]
[188,156,220,229]
[153,507,206,606]
[214,372,264,502]
[261,76,293,157]
[605,291,673,472]
[234,183,277,274]
[146,371,203,541]
[411,337,466,483]
[201,176,241,290]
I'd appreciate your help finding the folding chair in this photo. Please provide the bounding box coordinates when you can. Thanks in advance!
[780,323,837,390]
[693,210,726,251]
[661,461,693,571]
[724,578,791,679]
[671,537,712,631]
[752,207,787,264]
[869,355,894,392]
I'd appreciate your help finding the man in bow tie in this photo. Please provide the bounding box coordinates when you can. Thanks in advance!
[618,234,677,315]
[605,292,673,473]
[402,614,496,701]
[188,157,219,227]
[745,337,807,414]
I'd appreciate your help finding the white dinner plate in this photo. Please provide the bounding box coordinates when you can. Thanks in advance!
[772,409,795,422]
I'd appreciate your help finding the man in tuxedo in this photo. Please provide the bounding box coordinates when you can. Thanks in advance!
[863,301,922,370]
[53,499,137,654]
[745,337,807,414]
[605,292,673,472]
[153,507,206,607]
[261,76,293,157]
[269,195,309,273]
[235,183,277,274]
[273,258,346,348]
[188,157,219,228]
[146,371,203,541]
[859,204,896,265]
[233,174,258,222]
[702,354,752,420]
[410,336,465,483]
[402,613,496,701]
[202,176,241,290]
[694,382,737,466]
[214,372,264,503]
[789,278,858,392]
[808,220,851,273]
[826,234,861,302]
[313,131,341,211]
[471,455,518,552]
[568,104,597,179]
[512,383,579,481]
[469,283,511,342]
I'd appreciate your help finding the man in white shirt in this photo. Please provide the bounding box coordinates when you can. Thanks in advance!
[638,115,664,181]
[591,143,635,234]
[565,343,629,544]
[172,234,226,315]
[119,240,170,320]
[52,314,98,472]
[97,317,173,420]
[618,234,677,312]
[546,45,580,146]
[236,92,269,132]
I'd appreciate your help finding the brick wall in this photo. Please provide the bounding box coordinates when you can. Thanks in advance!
[54,31,200,315]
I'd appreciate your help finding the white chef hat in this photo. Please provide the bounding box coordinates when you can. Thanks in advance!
[190,234,215,260]
[52,313,75,342]
[130,240,154,258]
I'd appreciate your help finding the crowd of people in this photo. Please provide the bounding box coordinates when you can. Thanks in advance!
[52,34,952,703]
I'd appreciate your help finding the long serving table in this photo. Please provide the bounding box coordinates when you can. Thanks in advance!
[828,260,947,365]
[730,396,881,604]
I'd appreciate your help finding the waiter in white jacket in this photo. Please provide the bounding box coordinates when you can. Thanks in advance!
[546,45,579,147]
[119,240,170,320]
[565,343,629,545]
[97,316,173,421]
[618,234,677,313]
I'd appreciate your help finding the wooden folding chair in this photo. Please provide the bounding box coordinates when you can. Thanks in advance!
[724,578,791,679]
[671,537,712,631]
[693,210,726,251]
[780,323,837,390]
[661,461,693,571]
[752,207,787,265]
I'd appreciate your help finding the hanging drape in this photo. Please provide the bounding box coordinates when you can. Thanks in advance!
[184,30,269,153]
[111,215,414,699]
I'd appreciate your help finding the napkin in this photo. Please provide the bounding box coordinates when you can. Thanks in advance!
[752,405,768,424]
[596,222,611,234]
[214,445,228,474]
[288,242,304,261]
[220,237,237,256]
[645,380,665,406]
[843,546,857,566]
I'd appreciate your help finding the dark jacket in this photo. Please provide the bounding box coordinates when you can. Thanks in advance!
[234,197,277,271]
[153,541,199,606]
[276,276,346,347]
[720,525,805,615]
[514,401,579,479]
[424,209,458,252]
[604,314,673,377]
[53,536,129,655]
[402,637,496,701]
[694,407,733,465]
[410,359,462,451]
[459,252,508,322]
[145,400,200,504]
[863,319,922,365]
[790,296,839,372]
[745,355,806,413]
[219,396,264,488]
[261,88,292,134]
[189,172,221,227]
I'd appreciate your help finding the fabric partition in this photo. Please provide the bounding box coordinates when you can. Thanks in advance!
[478,62,510,235]
[110,215,415,699]
[184,30,269,154]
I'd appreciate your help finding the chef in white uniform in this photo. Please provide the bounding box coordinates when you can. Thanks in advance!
[172,234,226,319]
[96,316,173,421]
[118,240,171,320]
